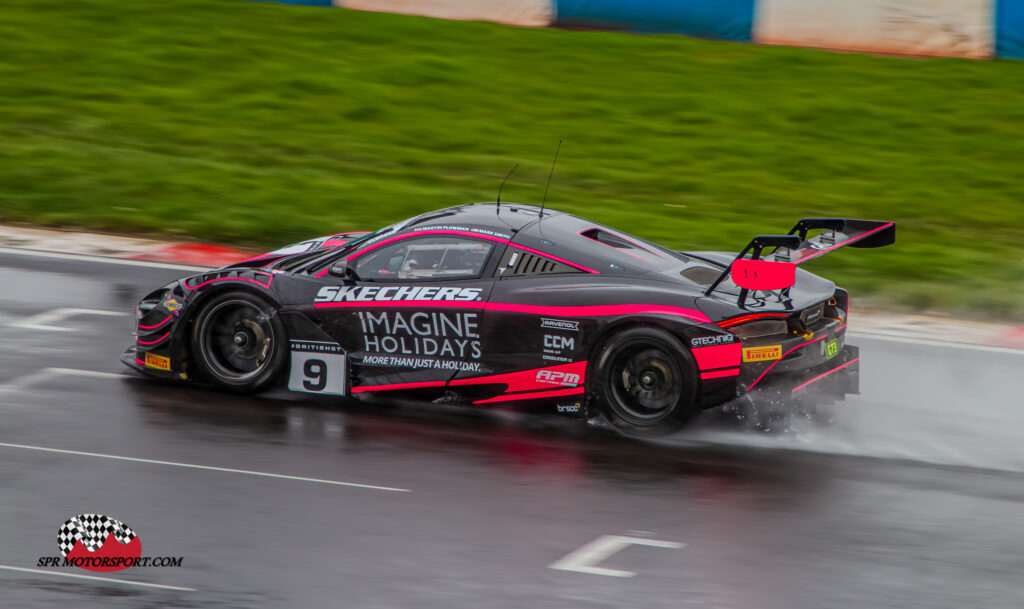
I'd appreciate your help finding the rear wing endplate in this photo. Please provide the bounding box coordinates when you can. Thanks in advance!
[704,218,895,301]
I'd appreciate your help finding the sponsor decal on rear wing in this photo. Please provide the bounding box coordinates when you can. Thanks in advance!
[705,218,895,304]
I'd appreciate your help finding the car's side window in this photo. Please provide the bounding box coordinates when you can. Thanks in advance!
[354,236,494,281]
[493,247,582,277]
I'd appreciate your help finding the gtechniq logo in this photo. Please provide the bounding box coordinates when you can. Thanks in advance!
[35,514,183,572]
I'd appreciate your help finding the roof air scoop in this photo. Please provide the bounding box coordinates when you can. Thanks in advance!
[580,228,634,249]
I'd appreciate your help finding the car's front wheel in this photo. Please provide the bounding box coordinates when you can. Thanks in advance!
[592,327,698,436]
[191,292,286,393]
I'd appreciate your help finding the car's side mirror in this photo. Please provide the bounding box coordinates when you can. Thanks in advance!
[328,258,358,281]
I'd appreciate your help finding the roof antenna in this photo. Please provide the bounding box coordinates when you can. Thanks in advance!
[539,140,562,217]
[496,163,519,214]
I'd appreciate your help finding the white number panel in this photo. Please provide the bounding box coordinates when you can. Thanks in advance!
[288,341,347,396]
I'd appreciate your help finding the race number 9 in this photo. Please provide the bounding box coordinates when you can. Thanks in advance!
[303,359,327,391]
[288,346,346,396]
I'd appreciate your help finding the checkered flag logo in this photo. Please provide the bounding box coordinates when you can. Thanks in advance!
[57,514,137,557]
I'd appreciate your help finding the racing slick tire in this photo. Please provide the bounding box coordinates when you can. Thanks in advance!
[191,291,287,393]
[592,327,699,436]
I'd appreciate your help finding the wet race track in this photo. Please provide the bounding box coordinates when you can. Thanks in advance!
[1,249,1023,609]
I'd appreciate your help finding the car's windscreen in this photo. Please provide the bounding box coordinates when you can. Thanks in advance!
[355,237,493,281]
[294,222,406,274]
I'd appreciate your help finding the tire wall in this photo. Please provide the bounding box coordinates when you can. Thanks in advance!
[998,0,1024,58]
[253,0,1024,59]
[754,0,994,59]
[553,0,754,41]
[335,0,553,27]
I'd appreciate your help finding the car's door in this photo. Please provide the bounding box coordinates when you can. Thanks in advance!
[311,233,500,393]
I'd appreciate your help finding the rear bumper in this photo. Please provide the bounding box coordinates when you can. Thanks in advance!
[744,345,859,406]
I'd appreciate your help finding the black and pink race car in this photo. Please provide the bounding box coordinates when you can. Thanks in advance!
[123,203,894,435]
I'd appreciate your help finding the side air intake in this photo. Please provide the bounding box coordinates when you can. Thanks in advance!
[497,249,578,276]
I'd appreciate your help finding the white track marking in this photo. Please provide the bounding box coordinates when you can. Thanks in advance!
[0,368,124,395]
[0,564,195,592]
[549,535,684,577]
[0,370,62,395]
[0,246,210,271]
[11,308,126,331]
[0,442,410,492]
[847,332,1024,355]
[47,368,124,379]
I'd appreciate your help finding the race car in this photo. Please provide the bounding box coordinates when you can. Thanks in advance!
[123,203,894,435]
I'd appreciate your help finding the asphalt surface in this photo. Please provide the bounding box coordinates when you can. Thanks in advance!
[1,249,1023,609]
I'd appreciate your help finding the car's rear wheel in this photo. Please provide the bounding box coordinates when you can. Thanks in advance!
[592,327,698,436]
[191,292,286,393]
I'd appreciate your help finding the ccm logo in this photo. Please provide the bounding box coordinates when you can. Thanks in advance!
[543,335,575,349]
[536,370,581,386]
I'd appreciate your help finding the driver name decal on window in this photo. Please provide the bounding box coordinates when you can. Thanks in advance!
[315,286,483,303]
[411,225,511,240]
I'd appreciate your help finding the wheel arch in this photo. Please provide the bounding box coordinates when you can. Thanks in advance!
[178,282,283,363]
[584,315,704,416]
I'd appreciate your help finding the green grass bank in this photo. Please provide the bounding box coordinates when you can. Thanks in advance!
[1,0,1022,317]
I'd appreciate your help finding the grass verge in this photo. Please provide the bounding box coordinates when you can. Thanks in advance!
[1,0,1022,317]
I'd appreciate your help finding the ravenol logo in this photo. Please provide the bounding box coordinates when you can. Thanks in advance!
[536,370,581,386]
[540,318,579,331]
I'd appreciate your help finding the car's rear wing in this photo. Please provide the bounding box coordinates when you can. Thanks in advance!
[704,218,895,300]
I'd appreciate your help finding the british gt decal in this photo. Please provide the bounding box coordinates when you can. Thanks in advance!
[824,339,840,359]
[289,341,347,396]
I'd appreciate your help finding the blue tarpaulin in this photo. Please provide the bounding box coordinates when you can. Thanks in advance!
[997,0,1024,58]
[554,0,755,42]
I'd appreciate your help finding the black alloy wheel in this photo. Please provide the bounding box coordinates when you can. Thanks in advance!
[191,292,286,393]
[593,327,698,435]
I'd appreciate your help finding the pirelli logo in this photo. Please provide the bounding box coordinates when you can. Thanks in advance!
[144,352,171,370]
[742,345,782,362]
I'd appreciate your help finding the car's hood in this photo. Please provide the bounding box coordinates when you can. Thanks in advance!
[223,232,370,270]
